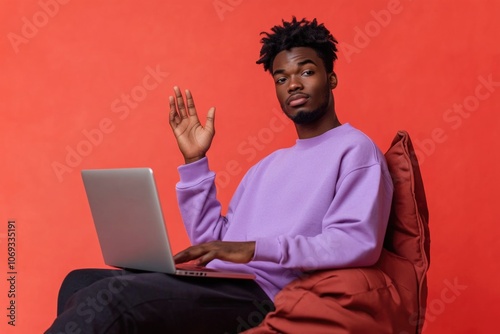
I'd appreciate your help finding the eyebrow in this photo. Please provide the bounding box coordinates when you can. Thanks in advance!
[272,59,318,76]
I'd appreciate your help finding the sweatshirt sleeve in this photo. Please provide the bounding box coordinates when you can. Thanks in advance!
[175,157,228,244]
[253,163,393,271]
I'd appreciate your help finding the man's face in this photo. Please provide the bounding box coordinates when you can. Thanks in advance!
[272,47,336,125]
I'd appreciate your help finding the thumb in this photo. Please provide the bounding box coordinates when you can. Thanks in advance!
[204,107,216,133]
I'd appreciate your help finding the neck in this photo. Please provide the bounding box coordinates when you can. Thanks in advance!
[295,110,341,139]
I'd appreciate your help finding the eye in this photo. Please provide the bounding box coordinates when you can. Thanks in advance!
[275,77,287,85]
[302,69,314,76]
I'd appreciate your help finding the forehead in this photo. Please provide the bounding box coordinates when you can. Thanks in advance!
[272,47,324,73]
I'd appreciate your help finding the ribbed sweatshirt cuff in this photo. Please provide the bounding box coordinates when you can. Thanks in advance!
[176,157,213,187]
[253,237,281,263]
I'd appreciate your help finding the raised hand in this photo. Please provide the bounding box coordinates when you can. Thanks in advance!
[173,241,256,266]
[168,86,216,164]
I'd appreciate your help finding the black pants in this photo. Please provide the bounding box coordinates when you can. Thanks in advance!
[45,269,274,334]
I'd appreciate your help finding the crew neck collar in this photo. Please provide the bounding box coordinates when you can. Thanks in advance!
[294,123,351,149]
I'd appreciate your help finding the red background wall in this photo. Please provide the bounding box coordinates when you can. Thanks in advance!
[1,0,499,332]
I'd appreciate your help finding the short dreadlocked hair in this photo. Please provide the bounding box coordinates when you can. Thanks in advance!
[256,17,338,74]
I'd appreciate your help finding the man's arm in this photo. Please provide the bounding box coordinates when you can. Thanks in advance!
[174,157,256,264]
[253,163,393,271]
[169,87,255,262]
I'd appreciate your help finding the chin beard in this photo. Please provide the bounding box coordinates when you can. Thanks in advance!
[288,107,328,125]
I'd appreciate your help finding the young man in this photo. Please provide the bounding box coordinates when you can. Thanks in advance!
[46,17,393,333]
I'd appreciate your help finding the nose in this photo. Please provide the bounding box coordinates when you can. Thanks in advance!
[287,75,303,93]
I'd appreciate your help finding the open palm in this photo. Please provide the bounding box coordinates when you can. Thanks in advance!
[168,87,216,164]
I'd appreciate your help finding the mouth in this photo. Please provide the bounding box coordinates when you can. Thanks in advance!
[286,93,309,107]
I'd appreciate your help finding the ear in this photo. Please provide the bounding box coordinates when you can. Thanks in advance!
[329,72,338,89]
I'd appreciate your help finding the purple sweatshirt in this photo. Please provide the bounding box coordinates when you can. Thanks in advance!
[176,123,393,300]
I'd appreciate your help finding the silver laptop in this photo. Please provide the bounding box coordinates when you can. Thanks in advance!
[81,168,255,280]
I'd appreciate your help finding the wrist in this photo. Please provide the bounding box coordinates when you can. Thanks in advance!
[184,155,205,164]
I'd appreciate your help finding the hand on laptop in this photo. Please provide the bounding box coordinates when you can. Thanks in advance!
[173,241,256,266]
[168,86,216,164]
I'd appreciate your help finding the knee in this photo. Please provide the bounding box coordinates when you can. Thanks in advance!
[58,269,124,315]
[63,275,134,323]
[58,270,94,315]
[50,272,138,334]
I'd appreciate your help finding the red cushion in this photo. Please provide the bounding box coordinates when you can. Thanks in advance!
[384,130,430,332]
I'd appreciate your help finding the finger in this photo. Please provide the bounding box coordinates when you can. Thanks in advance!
[173,86,187,119]
[184,89,197,117]
[168,96,179,128]
[173,245,205,264]
[197,250,217,267]
[205,107,216,133]
[173,249,192,264]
